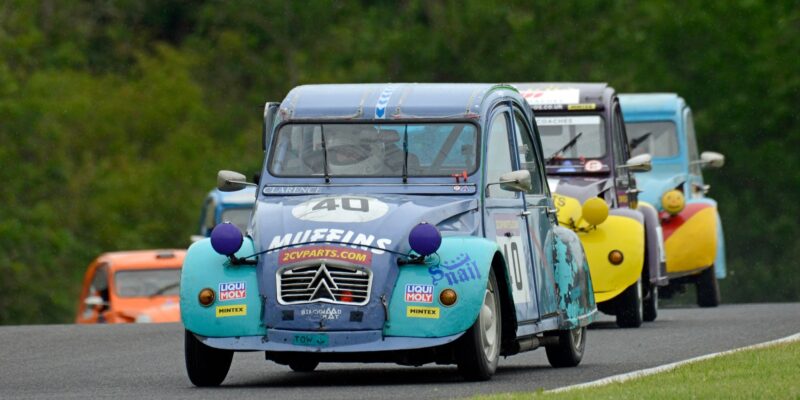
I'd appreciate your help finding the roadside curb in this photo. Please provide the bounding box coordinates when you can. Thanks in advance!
[548,332,800,393]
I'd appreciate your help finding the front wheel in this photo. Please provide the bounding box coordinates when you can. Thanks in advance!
[545,326,586,368]
[185,330,233,387]
[696,266,720,307]
[456,269,502,381]
[289,359,319,372]
[616,278,643,328]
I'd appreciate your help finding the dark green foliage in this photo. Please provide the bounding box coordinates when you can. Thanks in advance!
[0,0,797,324]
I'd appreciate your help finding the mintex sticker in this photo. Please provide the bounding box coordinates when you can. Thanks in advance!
[405,284,434,303]
[406,306,440,319]
[218,281,246,301]
[279,246,372,266]
[216,304,246,318]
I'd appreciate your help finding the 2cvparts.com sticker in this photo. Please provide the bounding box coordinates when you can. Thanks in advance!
[291,196,389,223]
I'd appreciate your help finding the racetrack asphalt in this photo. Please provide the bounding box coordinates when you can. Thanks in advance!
[1,303,798,400]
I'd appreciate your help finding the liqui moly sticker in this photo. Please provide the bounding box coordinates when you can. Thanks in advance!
[219,281,246,301]
[405,284,434,303]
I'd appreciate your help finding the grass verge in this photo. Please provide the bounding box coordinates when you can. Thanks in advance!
[476,339,800,400]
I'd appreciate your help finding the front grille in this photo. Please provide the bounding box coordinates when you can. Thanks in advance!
[277,263,371,305]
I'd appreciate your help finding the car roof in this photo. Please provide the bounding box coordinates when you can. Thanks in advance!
[618,93,685,115]
[278,83,518,121]
[96,249,186,271]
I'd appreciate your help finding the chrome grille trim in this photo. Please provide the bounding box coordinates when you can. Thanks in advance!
[276,262,372,305]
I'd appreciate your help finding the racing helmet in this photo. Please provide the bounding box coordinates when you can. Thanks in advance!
[326,128,385,175]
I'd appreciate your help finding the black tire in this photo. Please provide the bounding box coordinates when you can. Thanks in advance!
[696,266,720,307]
[456,269,502,381]
[643,285,658,322]
[545,326,586,368]
[615,278,643,328]
[289,359,319,372]
[185,330,233,387]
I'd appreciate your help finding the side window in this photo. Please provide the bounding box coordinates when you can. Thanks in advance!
[485,112,515,199]
[513,112,544,194]
[685,109,702,176]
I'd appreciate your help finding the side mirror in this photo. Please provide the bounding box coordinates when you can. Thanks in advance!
[217,170,256,192]
[700,151,725,169]
[619,153,653,172]
[84,295,107,308]
[499,170,532,193]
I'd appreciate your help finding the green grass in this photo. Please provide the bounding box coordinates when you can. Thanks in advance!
[477,340,800,400]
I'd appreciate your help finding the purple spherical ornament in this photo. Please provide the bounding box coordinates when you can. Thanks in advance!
[408,223,442,257]
[210,222,243,256]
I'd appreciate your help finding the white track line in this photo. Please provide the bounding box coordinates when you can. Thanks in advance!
[548,332,800,393]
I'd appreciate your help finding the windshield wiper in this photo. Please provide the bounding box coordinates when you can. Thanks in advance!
[629,132,652,150]
[402,125,408,183]
[149,282,180,298]
[319,125,331,183]
[546,132,583,163]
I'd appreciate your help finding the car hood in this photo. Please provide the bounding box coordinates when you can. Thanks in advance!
[547,175,613,204]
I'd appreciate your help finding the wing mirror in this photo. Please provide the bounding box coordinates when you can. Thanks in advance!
[498,170,532,193]
[619,153,653,172]
[699,151,725,169]
[217,170,257,192]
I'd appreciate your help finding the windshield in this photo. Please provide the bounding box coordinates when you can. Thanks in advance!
[269,123,478,177]
[220,207,252,232]
[625,121,679,158]
[114,268,181,297]
[536,116,606,159]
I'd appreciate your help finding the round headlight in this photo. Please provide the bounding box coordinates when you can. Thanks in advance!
[408,223,442,257]
[210,222,243,256]
[661,190,685,216]
[582,197,609,226]
[608,250,624,265]
[198,288,215,306]
[439,288,458,306]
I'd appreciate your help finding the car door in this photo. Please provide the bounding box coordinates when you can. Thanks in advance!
[483,106,540,323]
[611,101,637,207]
[512,108,559,318]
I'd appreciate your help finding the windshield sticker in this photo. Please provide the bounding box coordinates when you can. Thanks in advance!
[405,284,434,303]
[428,253,481,286]
[300,307,343,320]
[269,230,392,254]
[375,85,397,119]
[263,186,322,195]
[521,88,580,105]
[536,116,602,126]
[584,160,603,172]
[406,306,440,319]
[218,281,246,301]
[292,196,389,223]
[216,304,247,318]
[279,246,372,266]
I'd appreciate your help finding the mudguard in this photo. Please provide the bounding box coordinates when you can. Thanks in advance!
[550,226,596,329]
[180,238,266,337]
[384,236,498,337]
[638,202,668,286]
[662,199,718,276]
[714,209,726,279]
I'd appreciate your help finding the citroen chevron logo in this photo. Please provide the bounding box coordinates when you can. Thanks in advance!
[307,263,338,301]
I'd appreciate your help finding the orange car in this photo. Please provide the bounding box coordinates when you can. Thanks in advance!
[76,249,186,324]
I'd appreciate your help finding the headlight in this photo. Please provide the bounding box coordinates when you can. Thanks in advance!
[661,190,685,216]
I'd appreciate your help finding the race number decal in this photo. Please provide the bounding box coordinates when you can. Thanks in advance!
[291,196,389,222]
[494,215,531,304]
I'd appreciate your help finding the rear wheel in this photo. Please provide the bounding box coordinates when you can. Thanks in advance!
[616,278,643,328]
[185,330,233,387]
[545,326,586,368]
[643,285,658,322]
[456,269,501,381]
[289,359,319,372]
[696,266,720,307]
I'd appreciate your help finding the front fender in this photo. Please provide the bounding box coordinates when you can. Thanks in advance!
[551,226,596,329]
[639,202,668,286]
[384,236,498,338]
[180,238,266,337]
[662,200,718,276]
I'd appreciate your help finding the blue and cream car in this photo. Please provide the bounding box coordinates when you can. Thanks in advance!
[620,93,726,307]
[191,187,256,242]
[180,83,596,385]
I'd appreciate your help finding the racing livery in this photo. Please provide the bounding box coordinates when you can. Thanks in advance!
[180,83,596,385]
[620,93,726,307]
[514,83,667,327]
